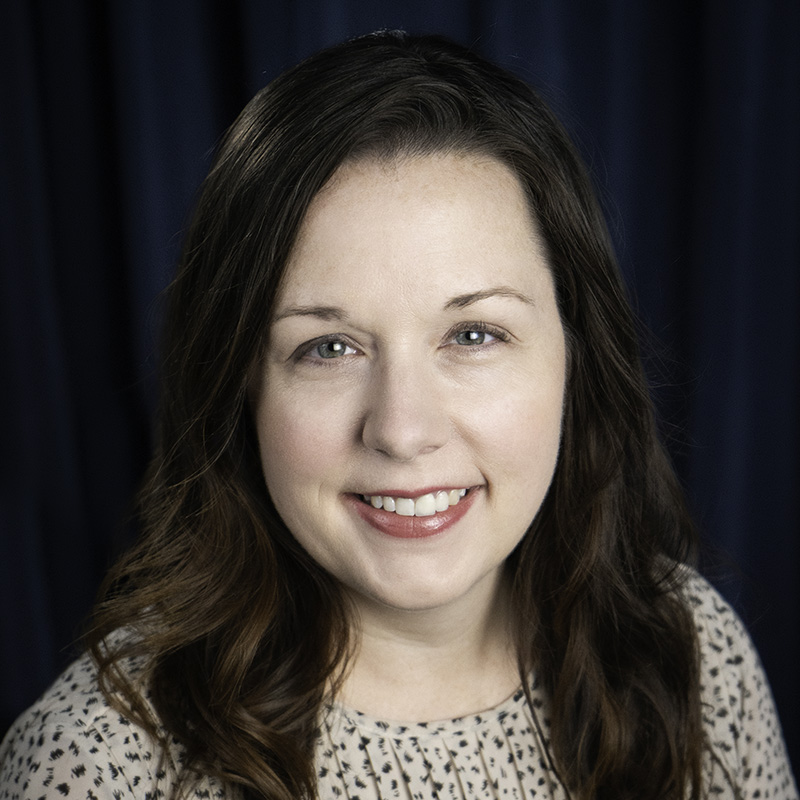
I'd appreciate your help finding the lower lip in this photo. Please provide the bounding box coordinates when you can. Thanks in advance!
[347,489,479,539]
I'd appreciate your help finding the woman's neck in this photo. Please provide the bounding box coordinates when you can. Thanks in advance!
[337,571,520,722]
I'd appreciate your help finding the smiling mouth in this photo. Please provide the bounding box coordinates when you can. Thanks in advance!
[360,489,468,517]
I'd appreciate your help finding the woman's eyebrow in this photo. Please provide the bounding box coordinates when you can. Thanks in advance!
[273,305,348,322]
[444,287,536,310]
[274,289,536,321]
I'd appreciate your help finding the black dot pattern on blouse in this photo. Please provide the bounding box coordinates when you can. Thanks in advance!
[1,571,796,799]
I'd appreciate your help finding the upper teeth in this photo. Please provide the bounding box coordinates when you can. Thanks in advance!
[362,489,467,517]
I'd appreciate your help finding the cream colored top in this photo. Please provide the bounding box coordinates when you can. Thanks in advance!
[318,678,567,799]
[1,573,797,799]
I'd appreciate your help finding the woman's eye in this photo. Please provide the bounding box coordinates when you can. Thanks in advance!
[308,339,358,359]
[452,327,503,346]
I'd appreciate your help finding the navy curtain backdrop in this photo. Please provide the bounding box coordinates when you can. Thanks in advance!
[1,0,797,769]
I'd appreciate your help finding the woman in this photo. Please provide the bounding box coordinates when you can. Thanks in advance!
[0,31,794,800]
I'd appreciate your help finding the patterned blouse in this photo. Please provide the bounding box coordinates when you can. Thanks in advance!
[1,573,796,799]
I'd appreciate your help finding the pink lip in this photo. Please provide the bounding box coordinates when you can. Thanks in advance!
[346,488,479,539]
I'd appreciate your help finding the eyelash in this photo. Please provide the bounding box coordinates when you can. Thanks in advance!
[294,322,510,364]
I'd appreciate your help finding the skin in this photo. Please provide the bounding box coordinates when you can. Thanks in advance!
[253,153,567,720]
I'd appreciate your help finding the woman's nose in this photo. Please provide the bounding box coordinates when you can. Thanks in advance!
[360,360,449,461]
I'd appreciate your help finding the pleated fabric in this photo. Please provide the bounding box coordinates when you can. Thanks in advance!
[317,680,569,800]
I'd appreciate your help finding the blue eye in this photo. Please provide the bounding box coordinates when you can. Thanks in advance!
[310,339,357,359]
[453,329,499,346]
[456,331,494,345]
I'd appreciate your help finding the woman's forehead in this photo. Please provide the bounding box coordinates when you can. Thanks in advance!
[275,152,548,307]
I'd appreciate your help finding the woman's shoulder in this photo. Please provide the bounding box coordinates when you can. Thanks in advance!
[0,649,164,800]
[679,568,797,798]
[682,568,758,664]
[682,568,778,706]
[3,647,140,737]
[0,647,227,800]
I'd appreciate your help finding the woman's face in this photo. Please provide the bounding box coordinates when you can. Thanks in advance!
[254,153,566,616]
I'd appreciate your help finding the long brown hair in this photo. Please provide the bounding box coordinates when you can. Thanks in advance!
[88,31,704,800]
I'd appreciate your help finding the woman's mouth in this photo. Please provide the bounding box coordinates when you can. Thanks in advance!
[360,488,468,517]
[349,487,477,538]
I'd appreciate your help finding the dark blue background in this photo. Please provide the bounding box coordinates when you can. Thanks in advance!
[1,0,797,771]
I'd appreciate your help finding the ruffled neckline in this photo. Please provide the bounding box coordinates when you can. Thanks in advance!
[326,684,531,738]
